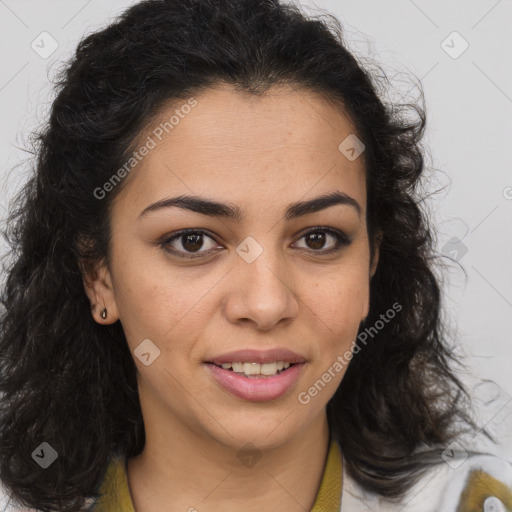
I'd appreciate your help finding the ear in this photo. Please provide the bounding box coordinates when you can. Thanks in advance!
[370,230,382,279]
[80,258,120,325]
[362,230,382,322]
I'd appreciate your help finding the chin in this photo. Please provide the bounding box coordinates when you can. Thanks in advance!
[206,410,307,450]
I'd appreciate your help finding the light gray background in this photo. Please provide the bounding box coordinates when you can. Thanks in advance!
[1,0,511,461]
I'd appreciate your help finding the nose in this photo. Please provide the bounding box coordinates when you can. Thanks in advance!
[222,246,299,331]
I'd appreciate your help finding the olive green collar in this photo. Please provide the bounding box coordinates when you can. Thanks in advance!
[94,440,342,511]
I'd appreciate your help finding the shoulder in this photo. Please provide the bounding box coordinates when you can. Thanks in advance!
[0,477,97,512]
[341,450,512,512]
[0,483,39,512]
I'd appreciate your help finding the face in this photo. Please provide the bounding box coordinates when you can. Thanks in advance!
[84,83,379,452]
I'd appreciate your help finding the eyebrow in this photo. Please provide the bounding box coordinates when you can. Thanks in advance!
[137,190,361,222]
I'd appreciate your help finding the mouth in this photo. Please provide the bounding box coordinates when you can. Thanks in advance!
[204,348,306,402]
[208,361,297,378]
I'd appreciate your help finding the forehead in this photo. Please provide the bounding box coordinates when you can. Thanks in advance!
[114,83,366,216]
[147,83,359,152]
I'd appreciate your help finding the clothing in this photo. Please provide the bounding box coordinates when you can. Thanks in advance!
[92,440,342,511]
[341,449,512,511]
[1,442,512,511]
[92,442,512,512]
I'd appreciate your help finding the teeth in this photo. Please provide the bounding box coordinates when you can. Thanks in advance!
[218,360,292,376]
[232,362,244,372]
[261,362,277,375]
[243,362,260,375]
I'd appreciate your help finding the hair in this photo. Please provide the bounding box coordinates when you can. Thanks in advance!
[0,0,493,510]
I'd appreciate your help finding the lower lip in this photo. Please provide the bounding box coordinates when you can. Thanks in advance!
[205,363,304,402]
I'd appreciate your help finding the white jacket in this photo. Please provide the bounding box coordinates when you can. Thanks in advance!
[342,452,512,511]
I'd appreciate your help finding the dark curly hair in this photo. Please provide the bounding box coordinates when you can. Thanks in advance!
[0,0,491,510]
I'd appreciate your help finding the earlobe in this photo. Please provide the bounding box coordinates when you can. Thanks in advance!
[80,260,119,325]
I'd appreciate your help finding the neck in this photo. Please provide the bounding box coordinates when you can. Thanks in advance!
[127,412,331,512]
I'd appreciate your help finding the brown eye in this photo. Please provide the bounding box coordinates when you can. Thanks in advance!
[181,233,204,252]
[304,232,327,250]
[294,228,351,254]
[161,226,351,260]
[161,229,220,259]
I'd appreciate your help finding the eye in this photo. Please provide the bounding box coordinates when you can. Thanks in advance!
[160,227,351,260]
[161,229,220,259]
[293,227,351,254]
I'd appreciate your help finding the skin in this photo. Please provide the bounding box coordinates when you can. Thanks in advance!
[83,83,380,512]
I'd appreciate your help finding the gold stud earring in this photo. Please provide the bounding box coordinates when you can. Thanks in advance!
[101,308,107,319]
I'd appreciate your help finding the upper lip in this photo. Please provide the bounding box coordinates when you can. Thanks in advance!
[208,348,306,366]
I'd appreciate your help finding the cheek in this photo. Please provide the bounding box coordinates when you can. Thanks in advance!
[306,266,370,336]
[110,246,196,347]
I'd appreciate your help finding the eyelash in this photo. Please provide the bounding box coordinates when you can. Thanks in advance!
[160,227,351,260]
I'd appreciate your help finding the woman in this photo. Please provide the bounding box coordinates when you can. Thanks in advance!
[0,0,511,511]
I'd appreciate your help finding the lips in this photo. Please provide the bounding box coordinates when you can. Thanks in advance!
[208,348,306,366]
[204,348,306,402]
